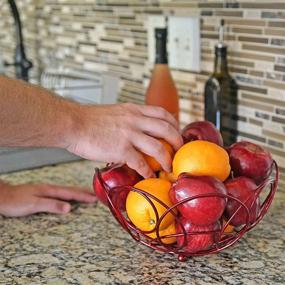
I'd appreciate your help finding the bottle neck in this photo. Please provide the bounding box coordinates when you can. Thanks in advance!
[213,46,228,76]
[155,38,168,64]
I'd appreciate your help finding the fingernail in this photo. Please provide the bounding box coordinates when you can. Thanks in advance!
[175,136,184,150]
[143,170,154,179]
[164,167,171,174]
[62,203,71,213]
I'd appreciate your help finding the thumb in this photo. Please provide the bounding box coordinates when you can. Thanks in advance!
[34,198,71,214]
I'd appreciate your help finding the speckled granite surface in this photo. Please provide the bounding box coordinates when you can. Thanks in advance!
[0,161,284,285]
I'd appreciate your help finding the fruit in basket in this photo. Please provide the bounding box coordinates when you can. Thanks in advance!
[169,175,227,226]
[176,217,221,253]
[224,176,260,226]
[228,141,273,184]
[222,219,235,234]
[158,171,176,183]
[126,178,175,232]
[147,222,177,244]
[182,121,223,146]
[93,164,142,209]
[142,139,174,172]
[172,140,231,181]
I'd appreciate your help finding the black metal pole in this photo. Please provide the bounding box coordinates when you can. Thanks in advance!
[7,0,33,81]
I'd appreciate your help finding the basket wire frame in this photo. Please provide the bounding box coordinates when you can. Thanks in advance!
[95,161,279,261]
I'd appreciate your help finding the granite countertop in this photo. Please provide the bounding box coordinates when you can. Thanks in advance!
[0,161,284,285]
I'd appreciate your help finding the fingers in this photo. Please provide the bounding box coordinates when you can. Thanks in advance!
[127,104,183,151]
[124,146,154,178]
[35,184,97,203]
[136,116,183,151]
[131,133,172,173]
[134,105,179,130]
[33,197,71,214]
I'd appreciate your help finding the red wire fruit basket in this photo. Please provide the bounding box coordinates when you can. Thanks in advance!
[95,161,279,261]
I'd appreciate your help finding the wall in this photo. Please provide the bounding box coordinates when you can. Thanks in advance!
[0,0,39,78]
[1,0,285,186]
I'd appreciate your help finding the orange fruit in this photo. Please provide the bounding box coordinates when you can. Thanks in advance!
[222,219,235,234]
[126,178,175,232]
[172,140,231,182]
[159,171,176,183]
[143,139,174,172]
[146,222,176,244]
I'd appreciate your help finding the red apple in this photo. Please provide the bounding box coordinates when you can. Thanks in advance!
[169,175,227,226]
[182,121,223,146]
[228,141,273,184]
[93,164,142,210]
[224,176,260,227]
[176,217,221,253]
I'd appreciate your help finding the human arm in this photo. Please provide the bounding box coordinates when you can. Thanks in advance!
[0,76,183,177]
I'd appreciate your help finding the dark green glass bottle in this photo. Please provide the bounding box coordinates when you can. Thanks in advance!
[204,20,238,146]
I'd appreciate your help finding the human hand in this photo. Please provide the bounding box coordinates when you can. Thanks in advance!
[66,103,183,178]
[0,182,96,217]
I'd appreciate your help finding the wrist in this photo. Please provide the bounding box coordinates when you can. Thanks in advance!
[53,99,82,150]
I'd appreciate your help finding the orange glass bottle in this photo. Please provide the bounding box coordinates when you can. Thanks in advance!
[145,28,179,122]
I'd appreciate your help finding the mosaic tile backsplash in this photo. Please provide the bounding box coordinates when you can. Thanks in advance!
[1,0,285,186]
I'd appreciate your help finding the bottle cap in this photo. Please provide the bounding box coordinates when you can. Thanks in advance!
[215,45,227,57]
[216,19,226,49]
[155,28,167,40]
[155,28,168,64]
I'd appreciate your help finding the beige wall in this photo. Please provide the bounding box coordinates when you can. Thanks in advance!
[1,0,285,185]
